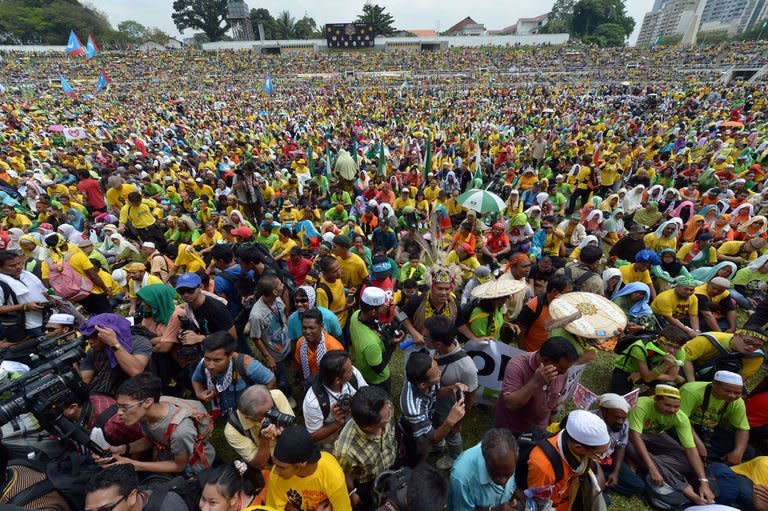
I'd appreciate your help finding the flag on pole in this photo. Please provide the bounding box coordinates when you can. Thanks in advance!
[60,75,76,98]
[423,133,432,183]
[0,83,5,95]
[85,34,98,59]
[325,146,332,177]
[63,127,88,141]
[94,71,109,94]
[65,30,85,57]
[377,142,386,177]
[264,73,273,95]
[352,139,359,165]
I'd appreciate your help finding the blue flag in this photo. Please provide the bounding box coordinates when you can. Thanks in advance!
[60,75,76,98]
[94,71,108,94]
[66,30,85,57]
[264,73,273,95]
[86,34,98,59]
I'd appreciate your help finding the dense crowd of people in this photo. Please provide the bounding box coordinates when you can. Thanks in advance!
[2,41,768,511]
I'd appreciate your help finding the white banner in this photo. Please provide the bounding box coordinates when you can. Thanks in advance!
[464,340,585,405]
[63,127,88,141]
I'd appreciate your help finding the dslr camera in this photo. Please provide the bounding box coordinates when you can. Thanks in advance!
[378,307,408,343]
[177,315,202,362]
[261,407,295,429]
[337,394,352,412]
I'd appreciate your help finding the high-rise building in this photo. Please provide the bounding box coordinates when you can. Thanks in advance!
[639,0,768,45]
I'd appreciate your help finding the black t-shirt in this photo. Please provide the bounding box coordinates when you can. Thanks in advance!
[191,295,235,334]
[610,237,646,261]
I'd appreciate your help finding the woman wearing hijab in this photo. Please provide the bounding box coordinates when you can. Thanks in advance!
[569,234,599,261]
[644,219,681,253]
[57,223,84,244]
[66,208,85,232]
[18,233,47,276]
[286,286,343,343]
[710,214,735,247]
[730,203,754,230]
[584,209,603,235]
[110,233,144,268]
[174,243,206,274]
[602,267,624,297]
[653,248,690,292]
[613,282,656,334]
[736,215,768,241]
[632,202,663,228]
[700,205,720,230]
[507,213,534,253]
[622,184,646,215]
[602,209,625,247]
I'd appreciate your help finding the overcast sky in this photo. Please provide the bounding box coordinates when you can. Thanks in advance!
[93,0,654,44]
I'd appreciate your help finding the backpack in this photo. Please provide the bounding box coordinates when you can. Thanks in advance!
[695,333,764,381]
[7,452,103,510]
[563,265,596,292]
[643,476,691,511]
[514,435,564,491]
[217,269,247,309]
[0,280,25,342]
[311,374,360,419]
[373,467,412,511]
[315,281,335,309]
[151,253,176,282]
[147,397,215,470]
[613,333,656,356]
[46,251,93,301]
[144,474,202,511]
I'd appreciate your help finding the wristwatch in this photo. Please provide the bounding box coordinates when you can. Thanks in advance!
[111,343,122,352]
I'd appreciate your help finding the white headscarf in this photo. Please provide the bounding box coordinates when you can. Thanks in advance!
[747,254,768,272]
[622,185,645,214]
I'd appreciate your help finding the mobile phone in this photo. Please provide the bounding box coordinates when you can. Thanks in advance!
[455,389,463,402]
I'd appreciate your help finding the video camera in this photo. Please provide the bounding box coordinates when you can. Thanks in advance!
[0,340,110,458]
[0,330,82,368]
[261,407,295,429]
[378,307,408,344]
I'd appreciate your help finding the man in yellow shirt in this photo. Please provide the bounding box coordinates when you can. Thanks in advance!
[651,276,699,337]
[694,277,737,332]
[124,262,163,316]
[333,235,369,291]
[393,188,415,213]
[270,227,298,261]
[316,255,352,327]
[619,249,659,300]
[718,238,766,265]
[599,153,622,195]
[1,206,31,230]
[682,327,768,381]
[105,176,136,212]
[267,426,352,511]
[566,155,594,214]
[118,192,166,249]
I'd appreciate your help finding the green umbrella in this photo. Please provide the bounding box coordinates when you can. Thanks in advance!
[457,189,506,214]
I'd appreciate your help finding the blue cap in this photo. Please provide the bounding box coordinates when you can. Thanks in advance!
[175,272,202,289]
[635,249,661,266]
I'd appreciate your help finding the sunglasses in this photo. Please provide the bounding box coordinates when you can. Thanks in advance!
[176,287,198,295]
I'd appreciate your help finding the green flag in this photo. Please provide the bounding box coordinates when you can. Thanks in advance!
[423,135,432,183]
[307,143,315,176]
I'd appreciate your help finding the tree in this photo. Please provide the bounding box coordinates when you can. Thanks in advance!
[0,0,116,44]
[117,20,148,44]
[250,8,276,40]
[356,2,396,37]
[172,0,229,42]
[294,16,317,39]
[540,0,576,34]
[584,23,627,47]
[273,10,296,39]
[570,0,634,44]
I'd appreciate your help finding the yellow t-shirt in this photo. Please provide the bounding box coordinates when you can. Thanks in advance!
[445,251,481,282]
[3,214,32,229]
[106,183,136,210]
[42,249,104,294]
[266,451,352,511]
[651,288,698,319]
[393,197,415,211]
[128,273,163,298]
[718,241,759,262]
[316,277,348,326]
[600,163,621,187]
[693,284,730,304]
[271,238,298,258]
[732,457,768,486]
[576,166,592,190]
[335,253,369,289]
[192,231,223,249]
[223,390,293,462]
[423,186,440,202]
[643,233,677,252]
[677,243,718,265]
[119,201,156,229]
[619,264,653,286]
[683,332,762,379]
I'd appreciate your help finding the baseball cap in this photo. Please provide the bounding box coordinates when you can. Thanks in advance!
[175,273,202,289]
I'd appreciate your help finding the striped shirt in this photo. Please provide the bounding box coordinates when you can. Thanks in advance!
[399,381,437,438]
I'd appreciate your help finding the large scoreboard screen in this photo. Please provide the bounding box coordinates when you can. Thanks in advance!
[325,23,375,49]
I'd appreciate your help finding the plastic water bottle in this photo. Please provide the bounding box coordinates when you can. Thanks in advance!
[399,335,414,350]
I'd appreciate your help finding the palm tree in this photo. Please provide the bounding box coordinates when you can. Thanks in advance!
[274,11,296,39]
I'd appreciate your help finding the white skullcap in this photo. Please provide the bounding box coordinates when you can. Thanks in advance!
[710,277,731,288]
[76,238,93,247]
[714,371,743,386]
[322,232,336,244]
[598,393,630,413]
[141,241,156,249]
[565,409,610,447]
[367,199,378,207]
[112,269,127,287]
[47,313,74,326]
[361,287,386,307]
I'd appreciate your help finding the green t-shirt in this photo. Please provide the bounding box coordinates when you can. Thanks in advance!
[679,381,749,432]
[733,267,768,295]
[548,192,567,211]
[349,311,390,384]
[629,396,696,448]
[469,306,504,340]
[614,339,685,373]
[255,233,278,250]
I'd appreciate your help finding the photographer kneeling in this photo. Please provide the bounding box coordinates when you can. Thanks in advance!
[224,384,295,470]
[0,249,51,345]
[303,350,367,449]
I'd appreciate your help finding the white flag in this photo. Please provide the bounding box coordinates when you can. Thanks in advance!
[63,127,88,141]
